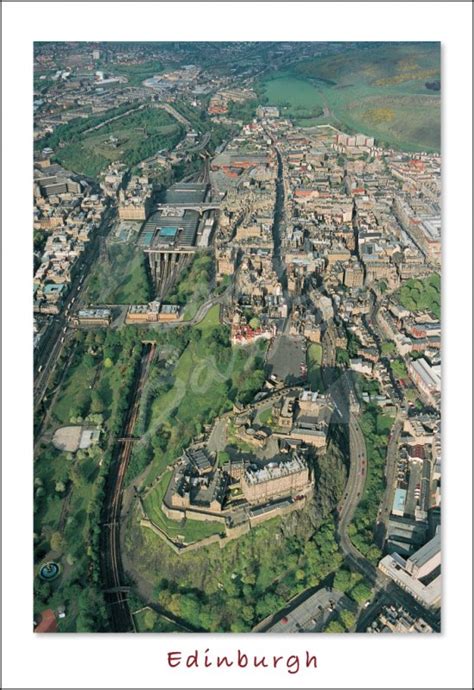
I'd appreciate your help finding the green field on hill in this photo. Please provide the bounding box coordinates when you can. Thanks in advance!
[260,43,440,151]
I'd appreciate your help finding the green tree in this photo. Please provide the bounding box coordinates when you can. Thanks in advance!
[333,568,353,592]
[50,531,64,553]
[325,619,345,633]
[339,609,357,630]
[349,582,372,605]
[336,348,350,366]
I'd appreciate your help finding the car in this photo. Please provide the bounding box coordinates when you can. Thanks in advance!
[363,600,371,609]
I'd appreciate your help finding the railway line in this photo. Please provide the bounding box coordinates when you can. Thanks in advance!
[100,342,156,632]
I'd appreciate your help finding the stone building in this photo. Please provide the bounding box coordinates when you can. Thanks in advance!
[241,454,310,505]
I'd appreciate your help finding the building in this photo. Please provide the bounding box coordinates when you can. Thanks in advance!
[378,551,441,610]
[241,454,310,505]
[256,105,280,119]
[73,308,112,327]
[118,175,153,221]
[170,465,228,513]
[365,603,434,634]
[392,488,407,517]
[126,301,181,324]
[408,357,441,405]
[274,395,295,429]
[142,182,209,297]
[405,532,441,579]
[344,261,365,288]
[36,175,81,198]
[216,246,237,279]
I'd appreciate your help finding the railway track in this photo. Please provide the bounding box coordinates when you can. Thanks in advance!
[100,343,156,632]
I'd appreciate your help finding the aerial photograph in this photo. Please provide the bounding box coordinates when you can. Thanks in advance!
[33,41,441,634]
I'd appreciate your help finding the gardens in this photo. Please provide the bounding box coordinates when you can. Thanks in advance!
[34,327,145,631]
[85,242,152,305]
[38,105,184,179]
[397,273,440,319]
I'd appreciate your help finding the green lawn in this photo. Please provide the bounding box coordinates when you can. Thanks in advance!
[196,304,221,331]
[262,74,325,118]
[308,343,323,366]
[256,407,273,426]
[53,358,97,425]
[307,343,324,392]
[85,243,151,305]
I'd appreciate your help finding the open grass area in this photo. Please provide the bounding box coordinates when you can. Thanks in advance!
[196,304,221,330]
[307,342,324,392]
[85,242,151,305]
[53,358,98,425]
[260,43,440,151]
[256,407,273,426]
[262,74,325,122]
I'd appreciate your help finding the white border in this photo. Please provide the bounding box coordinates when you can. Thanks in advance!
[2,3,472,689]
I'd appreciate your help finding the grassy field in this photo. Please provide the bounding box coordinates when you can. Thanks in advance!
[195,304,221,330]
[260,43,440,151]
[307,342,324,392]
[261,75,325,124]
[85,243,151,305]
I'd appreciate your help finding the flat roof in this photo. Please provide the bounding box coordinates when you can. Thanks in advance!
[407,532,441,569]
[159,226,178,238]
[393,488,407,513]
[165,182,207,205]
